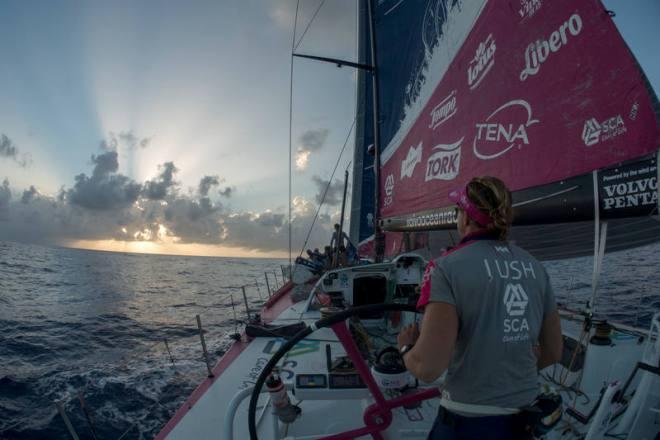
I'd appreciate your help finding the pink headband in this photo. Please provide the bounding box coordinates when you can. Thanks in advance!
[449,187,492,226]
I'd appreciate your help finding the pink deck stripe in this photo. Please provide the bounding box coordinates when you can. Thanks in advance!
[154,283,295,439]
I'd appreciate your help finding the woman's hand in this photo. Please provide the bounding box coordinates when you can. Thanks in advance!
[397,323,420,348]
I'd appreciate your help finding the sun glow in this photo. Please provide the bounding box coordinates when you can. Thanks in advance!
[66,239,288,259]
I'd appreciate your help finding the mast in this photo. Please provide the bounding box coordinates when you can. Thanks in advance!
[366,0,384,262]
[334,169,350,268]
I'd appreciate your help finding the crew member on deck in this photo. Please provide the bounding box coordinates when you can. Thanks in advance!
[396,176,563,440]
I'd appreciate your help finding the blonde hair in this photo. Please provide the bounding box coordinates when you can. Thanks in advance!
[465,176,513,240]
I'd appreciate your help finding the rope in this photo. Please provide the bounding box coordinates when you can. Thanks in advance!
[289,0,300,270]
[294,0,327,51]
[296,117,357,262]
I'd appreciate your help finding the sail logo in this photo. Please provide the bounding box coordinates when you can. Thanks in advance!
[400,142,422,180]
[429,90,457,130]
[425,137,463,182]
[603,176,657,210]
[473,99,539,160]
[518,0,542,21]
[467,34,496,90]
[384,174,394,207]
[520,13,583,81]
[581,115,626,146]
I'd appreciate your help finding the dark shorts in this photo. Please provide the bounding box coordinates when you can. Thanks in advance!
[427,406,529,440]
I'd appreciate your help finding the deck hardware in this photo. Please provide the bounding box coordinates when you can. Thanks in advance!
[254,278,263,299]
[196,314,214,377]
[55,400,81,440]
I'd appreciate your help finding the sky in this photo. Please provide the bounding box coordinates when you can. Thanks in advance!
[0,0,358,258]
[0,0,658,258]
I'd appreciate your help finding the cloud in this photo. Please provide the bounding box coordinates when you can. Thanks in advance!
[0,133,342,253]
[143,162,178,200]
[21,186,38,204]
[0,178,10,214]
[68,151,142,210]
[311,175,345,206]
[295,128,329,171]
[198,175,220,196]
[0,134,32,168]
[100,131,152,151]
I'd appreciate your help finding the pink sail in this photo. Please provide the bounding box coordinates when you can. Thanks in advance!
[378,0,659,223]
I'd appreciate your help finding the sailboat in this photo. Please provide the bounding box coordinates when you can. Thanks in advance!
[155,0,659,438]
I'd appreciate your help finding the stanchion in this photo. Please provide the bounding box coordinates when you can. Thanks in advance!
[195,315,214,377]
[164,338,176,369]
[77,393,99,440]
[264,272,272,297]
[55,400,81,440]
[241,286,252,321]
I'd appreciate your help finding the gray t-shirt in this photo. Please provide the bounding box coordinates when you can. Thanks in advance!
[422,238,556,409]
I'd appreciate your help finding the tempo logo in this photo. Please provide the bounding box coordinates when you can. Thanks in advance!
[503,283,528,316]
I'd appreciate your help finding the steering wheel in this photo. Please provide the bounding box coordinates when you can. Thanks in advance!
[248,303,441,440]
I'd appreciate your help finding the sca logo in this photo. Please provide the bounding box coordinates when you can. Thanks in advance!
[473,99,539,160]
[503,283,528,316]
[581,115,626,147]
[425,137,463,182]
[467,34,496,90]
[520,13,583,81]
[384,174,394,207]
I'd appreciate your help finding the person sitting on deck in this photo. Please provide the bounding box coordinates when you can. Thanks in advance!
[396,176,563,440]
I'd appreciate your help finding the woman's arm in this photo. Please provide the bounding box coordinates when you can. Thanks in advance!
[536,309,563,370]
[398,302,458,383]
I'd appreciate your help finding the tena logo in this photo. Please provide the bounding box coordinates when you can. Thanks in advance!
[384,174,394,207]
[400,142,422,180]
[473,99,539,160]
[425,137,463,182]
[520,13,583,81]
[581,115,626,147]
[467,34,496,90]
[429,90,457,130]
[503,283,528,316]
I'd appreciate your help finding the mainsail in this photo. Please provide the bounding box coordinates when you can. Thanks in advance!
[351,0,660,260]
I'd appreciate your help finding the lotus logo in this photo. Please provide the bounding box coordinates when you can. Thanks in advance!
[503,283,528,316]
[582,118,601,146]
[400,142,422,179]
[467,34,496,90]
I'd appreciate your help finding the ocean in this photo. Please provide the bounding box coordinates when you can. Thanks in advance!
[1,240,659,439]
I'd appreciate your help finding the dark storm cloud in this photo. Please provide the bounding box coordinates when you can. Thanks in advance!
[219,186,233,198]
[143,162,177,200]
[256,212,285,227]
[198,175,220,196]
[311,175,344,206]
[68,151,142,210]
[21,186,38,204]
[0,134,32,168]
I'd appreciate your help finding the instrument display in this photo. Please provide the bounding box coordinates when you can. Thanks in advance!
[329,373,366,389]
[295,374,328,389]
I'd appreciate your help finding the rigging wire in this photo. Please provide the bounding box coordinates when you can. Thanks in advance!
[294,0,327,51]
[288,0,301,269]
[296,117,357,261]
